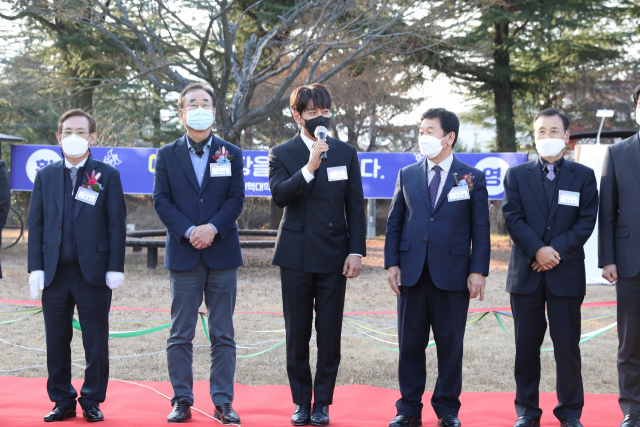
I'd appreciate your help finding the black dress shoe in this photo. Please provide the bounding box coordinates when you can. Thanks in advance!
[561,419,583,427]
[214,403,240,425]
[292,403,312,426]
[44,404,76,422]
[621,414,640,427]
[514,416,541,427]
[310,402,329,426]
[167,400,192,423]
[82,404,104,422]
[438,415,461,427]
[389,414,422,427]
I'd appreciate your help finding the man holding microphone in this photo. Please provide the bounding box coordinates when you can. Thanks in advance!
[269,83,366,426]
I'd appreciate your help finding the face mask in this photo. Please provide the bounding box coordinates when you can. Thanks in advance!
[185,107,214,131]
[535,137,566,158]
[303,115,331,136]
[61,134,90,158]
[418,134,445,159]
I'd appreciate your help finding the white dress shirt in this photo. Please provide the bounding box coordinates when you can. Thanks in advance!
[427,153,454,205]
[64,156,88,171]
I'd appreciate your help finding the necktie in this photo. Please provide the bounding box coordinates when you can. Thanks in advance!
[546,163,556,181]
[71,167,78,194]
[429,165,442,210]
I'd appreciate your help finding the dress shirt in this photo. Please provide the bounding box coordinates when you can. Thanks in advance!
[183,134,218,239]
[64,156,88,178]
[427,153,454,205]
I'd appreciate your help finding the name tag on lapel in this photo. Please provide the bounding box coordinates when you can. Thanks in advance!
[447,186,470,202]
[327,166,348,182]
[210,163,231,177]
[75,187,99,205]
[558,190,580,207]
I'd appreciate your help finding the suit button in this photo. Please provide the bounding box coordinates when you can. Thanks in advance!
[430,218,434,222]
[59,224,62,229]
[56,245,59,249]
[329,223,333,227]
[546,226,551,230]
[423,239,427,243]
[330,200,334,204]
[307,221,311,225]
[198,221,202,225]
[199,199,204,203]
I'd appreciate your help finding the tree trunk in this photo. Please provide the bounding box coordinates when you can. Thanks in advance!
[492,20,517,153]
[74,86,94,113]
[367,104,377,151]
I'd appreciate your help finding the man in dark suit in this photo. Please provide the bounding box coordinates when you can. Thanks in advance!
[28,109,126,422]
[0,158,10,278]
[599,84,640,427]
[502,109,599,427]
[384,108,490,427]
[153,83,245,424]
[269,83,366,426]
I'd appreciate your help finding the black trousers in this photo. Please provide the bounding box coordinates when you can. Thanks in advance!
[41,265,112,408]
[396,264,470,419]
[280,267,347,406]
[617,272,640,415]
[510,277,584,421]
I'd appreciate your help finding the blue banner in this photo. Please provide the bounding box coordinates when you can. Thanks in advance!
[10,145,528,199]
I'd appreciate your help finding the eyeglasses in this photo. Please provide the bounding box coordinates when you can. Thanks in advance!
[183,102,214,111]
[536,129,565,138]
[61,130,90,138]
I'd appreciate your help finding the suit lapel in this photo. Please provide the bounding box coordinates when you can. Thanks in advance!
[174,135,200,193]
[415,159,432,213]
[525,160,549,218]
[433,156,462,213]
[51,161,64,216]
[547,159,576,223]
[75,156,97,219]
[310,137,342,193]
[624,133,640,184]
[199,135,217,195]
[289,134,311,170]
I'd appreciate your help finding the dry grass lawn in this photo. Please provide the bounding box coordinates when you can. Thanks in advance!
[0,234,619,395]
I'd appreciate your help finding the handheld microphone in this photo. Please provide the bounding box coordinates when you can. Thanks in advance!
[314,126,329,162]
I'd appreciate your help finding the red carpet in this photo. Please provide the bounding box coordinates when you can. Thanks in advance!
[0,377,621,426]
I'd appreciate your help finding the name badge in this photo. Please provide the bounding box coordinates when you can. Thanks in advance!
[327,166,348,182]
[75,187,99,206]
[210,163,231,177]
[447,186,470,202]
[558,190,580,207]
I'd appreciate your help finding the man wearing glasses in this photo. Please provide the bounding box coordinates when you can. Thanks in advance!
[153,83,245,424]
[599,84,640,427]
[28,109,126,422]
[502,109,598,427]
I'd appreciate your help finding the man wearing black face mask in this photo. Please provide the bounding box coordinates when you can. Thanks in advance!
[269,83,367,426]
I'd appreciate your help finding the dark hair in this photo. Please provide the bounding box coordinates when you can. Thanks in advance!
[58,109,97,134]
[178,83,216,109]
[633,84,640,106]
[533,108,569,130]
[289,83,332,115]
[420,108,460,147]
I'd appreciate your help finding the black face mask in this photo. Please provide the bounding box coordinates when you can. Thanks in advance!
[303,115,331,137]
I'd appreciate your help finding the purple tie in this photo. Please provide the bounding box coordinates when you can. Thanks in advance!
[546,163,556,181]
[429,165,442,210]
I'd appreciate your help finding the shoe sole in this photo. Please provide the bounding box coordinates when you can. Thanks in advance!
[214,412,240,425]
[310,421,329,426]
[291,419,310,426]
[44,411,77,422]
[83,414,104,422]
[167,412,192,423]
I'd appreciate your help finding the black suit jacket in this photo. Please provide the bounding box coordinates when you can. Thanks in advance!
[269,134,366,273]
[598,133,640,278]
[28,156,127,287]
[0,160,11,279]
[502,158,599,297]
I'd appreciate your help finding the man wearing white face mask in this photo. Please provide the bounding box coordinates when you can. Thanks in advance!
[385,108,490,427]
[153,83,244,424]
[599,84,640,427]
[502,109,598,427]
[28,109,126,422]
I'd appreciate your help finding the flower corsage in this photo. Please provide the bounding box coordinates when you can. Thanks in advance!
[82,171,103,192]
[212,145,234,165]
[453,173,474,192]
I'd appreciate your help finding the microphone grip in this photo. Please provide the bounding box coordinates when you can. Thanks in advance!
[320,151,328,162]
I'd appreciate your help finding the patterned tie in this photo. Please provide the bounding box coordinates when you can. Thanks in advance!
[71,167,78,194]
[546,163,556,181]
[429,165,442,210]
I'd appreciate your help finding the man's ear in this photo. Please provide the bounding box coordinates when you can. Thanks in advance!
[89,133,98,146]
[292,110,303,125]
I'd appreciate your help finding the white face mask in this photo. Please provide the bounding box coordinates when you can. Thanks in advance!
[535,137,566,158]
[185,107,214,131]
[418,134,446,159]
[61,134,90,158]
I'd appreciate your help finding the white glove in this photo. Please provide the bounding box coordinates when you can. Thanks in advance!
[106,272,124,290]
[29,271,45,299]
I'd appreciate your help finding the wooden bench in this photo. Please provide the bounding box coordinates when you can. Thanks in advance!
[126,229,277,268]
